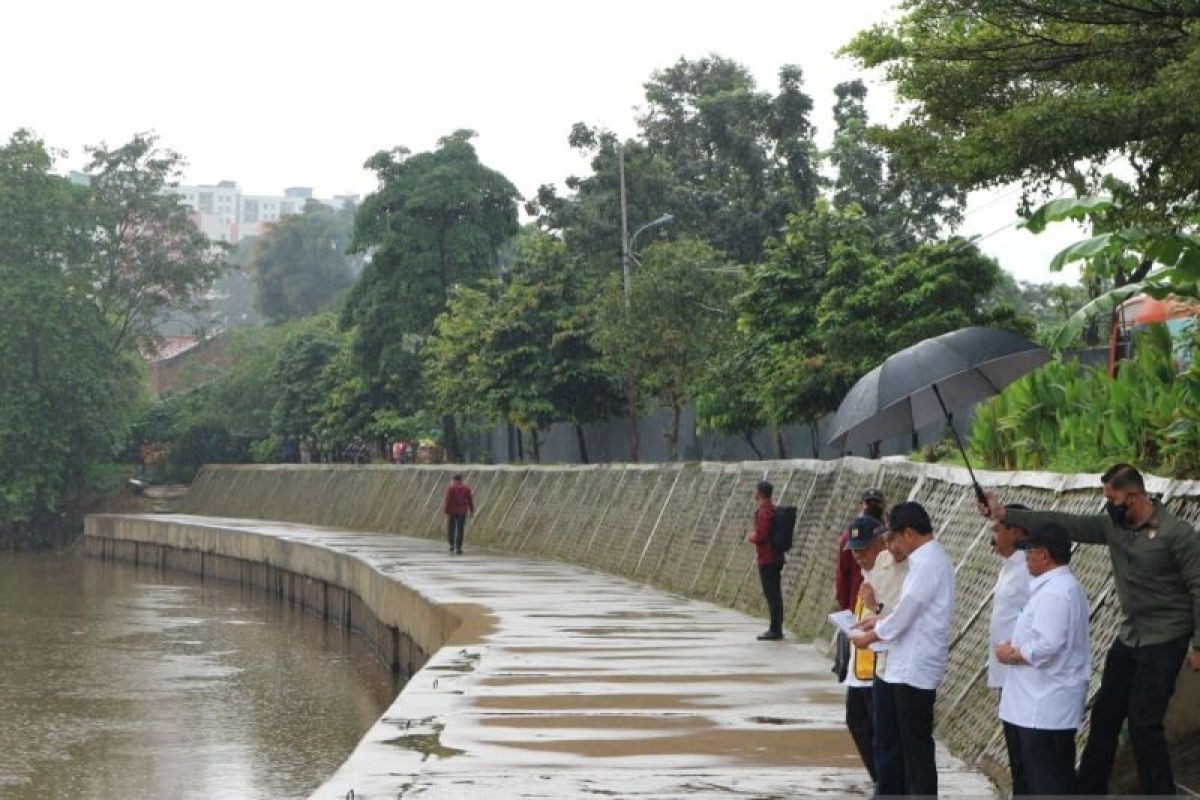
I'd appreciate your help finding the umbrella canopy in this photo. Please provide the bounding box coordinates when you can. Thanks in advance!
[826,326,1049,451]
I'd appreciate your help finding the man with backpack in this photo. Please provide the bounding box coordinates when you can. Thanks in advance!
[748,480,786,640]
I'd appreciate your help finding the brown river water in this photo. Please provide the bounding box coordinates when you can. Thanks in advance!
[0,552,401,799]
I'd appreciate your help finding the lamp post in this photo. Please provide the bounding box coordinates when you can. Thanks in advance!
[617,144,673,462]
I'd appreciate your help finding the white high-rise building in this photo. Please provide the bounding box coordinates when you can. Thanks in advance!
[164,182,358,244]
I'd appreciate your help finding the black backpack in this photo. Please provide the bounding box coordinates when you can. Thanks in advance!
[770,505,798,554]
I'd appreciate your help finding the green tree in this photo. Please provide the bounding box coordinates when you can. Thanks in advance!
[845,2,1200,228]
[693,334,770,458]
[828,79,964,248]
[250,202,355,322]
[344,130,521,458]
[594,238,740,460]
[735,202,876,456]
[0,132,139,525]
[736,202,1025,456]
[427,233,621,462]
[269,314,343,436]
[529,57,821,268]
[83,133,227,354]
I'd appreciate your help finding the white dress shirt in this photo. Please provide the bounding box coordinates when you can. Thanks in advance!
[874,539,956,691]
[999,565,1091,730]
[988,551,1032,689]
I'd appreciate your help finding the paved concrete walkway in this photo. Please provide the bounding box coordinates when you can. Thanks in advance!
[112,516,995,798]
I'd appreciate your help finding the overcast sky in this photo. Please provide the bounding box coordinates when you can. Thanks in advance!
[3,0,1081,283]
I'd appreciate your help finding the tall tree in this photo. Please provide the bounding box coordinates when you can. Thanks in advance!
[593,238,741,460]
[736,202,1027,456]
[0,132,136,525]
[344,130,520,458]
[528,57,821,268]
[828,79,964,247]
[426,233,621,462]
[83,133,227,354]
[250,201,355,322]
[845,2,1200,231]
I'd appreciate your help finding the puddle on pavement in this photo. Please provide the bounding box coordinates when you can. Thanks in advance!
[483,727,861,765]
[480,672,798,687]
[476,714,711,730]
[471,693,723,711]
[443,603,497,645]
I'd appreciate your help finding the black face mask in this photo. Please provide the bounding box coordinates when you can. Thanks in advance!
[1105,501,1130,526]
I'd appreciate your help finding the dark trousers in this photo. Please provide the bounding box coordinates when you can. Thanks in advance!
[1077,635,1189,795]
[1006,724,1077,796]
[1002,720,1030,797]
[758,562,784,634]
[847,685,877,782]
[447,514,466,552]
[873,678,937,797]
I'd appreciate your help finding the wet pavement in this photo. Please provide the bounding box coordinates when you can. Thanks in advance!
[92,515,996,799]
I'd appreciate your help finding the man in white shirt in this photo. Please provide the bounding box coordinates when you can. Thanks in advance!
[851,502,955,797]
[988,504,1033,795]
[996,522,1091,796]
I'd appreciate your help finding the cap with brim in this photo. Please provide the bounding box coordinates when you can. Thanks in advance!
[847,518,885,550]
[861,487,884,502]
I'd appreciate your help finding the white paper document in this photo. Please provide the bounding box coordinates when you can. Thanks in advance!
[829,609,890,652]
[827,609,857,634]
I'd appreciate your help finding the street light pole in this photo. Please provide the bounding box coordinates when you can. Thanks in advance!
[619,144,638,462]
[618,145,674,464]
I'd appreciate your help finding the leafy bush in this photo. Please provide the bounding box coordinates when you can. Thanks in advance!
[969,325,1200,477]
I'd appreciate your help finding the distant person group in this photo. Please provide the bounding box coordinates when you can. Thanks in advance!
[750,462,1200,797]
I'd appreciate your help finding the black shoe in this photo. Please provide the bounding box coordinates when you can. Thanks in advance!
[756,631,783,641]
[455,549,463,555]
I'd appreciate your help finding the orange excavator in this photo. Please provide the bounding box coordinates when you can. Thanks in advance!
[1109,294,1200,376]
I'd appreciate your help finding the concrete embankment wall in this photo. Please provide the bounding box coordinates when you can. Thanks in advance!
[82,514,458,678]
[180,459,1200,787]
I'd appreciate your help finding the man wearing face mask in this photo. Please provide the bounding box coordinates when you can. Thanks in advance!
[981,463,1200,796]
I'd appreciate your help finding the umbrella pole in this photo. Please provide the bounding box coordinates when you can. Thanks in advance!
[931,384,989,509]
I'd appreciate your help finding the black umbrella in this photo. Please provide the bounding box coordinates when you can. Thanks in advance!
[826,326,1050,503]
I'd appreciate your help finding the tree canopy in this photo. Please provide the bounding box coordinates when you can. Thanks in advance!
[343,129,521,457]
[845,2,1200,224]
[250,201,356,322]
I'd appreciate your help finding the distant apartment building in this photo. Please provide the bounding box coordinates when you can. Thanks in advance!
[163,182,358,244]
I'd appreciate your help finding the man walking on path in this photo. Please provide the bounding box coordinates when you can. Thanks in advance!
[747,480,783,641]
[996,522,1091,796]
[851,502,955,797]
[443,473,475,555]
[988,504,1033,796]
[982,462,1200,796]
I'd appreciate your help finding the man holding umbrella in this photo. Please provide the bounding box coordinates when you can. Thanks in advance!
[981,463,1200,796]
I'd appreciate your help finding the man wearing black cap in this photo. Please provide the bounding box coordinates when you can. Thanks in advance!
[982,463,1200,796]
[996,522,1090,796]
[842,518,888,781]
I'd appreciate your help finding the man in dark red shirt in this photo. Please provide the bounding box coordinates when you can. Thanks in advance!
[443,473,475,555]
[836,488,886,610]
[747,479,783,640]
